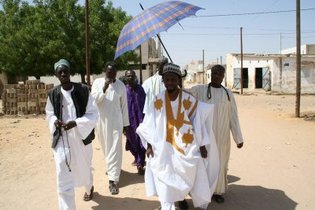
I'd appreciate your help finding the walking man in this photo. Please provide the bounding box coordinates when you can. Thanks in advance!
[91,61,130,195]
[137,63,219,210]
[46,58,99,210]
[187,64,244,203]
[125,70,146,175]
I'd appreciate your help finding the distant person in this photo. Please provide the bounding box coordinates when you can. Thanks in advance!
[142,56,168,114]
[137,63,219,210]
[124,69,146,175]
[91,61,130,195]
[187,64,244,203]
[45,58,99,210]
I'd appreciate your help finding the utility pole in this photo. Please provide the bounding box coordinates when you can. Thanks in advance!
[202,49,205,84]
[85,0,90,86]
[295,0,301,117]
[240,27,243,94]
[280,33,282,53]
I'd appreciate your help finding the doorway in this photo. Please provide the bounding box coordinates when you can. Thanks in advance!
[242,68,248,88]
[255,68,263,88]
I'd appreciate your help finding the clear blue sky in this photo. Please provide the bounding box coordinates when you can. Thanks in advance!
[73,1,314,66]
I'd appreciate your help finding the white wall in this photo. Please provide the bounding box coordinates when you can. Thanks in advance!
[226,54,275,90]
[226,54,315,94]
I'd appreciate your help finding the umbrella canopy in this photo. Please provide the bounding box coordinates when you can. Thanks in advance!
[114,1,203,59]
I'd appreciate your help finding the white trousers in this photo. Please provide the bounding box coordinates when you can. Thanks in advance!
[160,201,176,210]
[54,141,93,210]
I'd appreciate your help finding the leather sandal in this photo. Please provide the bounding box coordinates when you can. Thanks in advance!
[83,186,94,201]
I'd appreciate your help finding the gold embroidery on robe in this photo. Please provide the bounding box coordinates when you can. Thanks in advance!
[154,98,163,111]
[183,96,192,110]
[165,91,196,154]
[182,129,194,147]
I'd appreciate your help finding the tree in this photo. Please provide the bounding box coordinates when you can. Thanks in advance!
[89,0,137,73]
[0,0,136,82]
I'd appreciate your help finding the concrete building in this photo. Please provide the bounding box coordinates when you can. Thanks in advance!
[226,53,315,94]
[281,44,315,55]
[184,60,221,84]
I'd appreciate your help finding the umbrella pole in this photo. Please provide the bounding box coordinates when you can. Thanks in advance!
[156,35,173,63]
[139,3,173,63]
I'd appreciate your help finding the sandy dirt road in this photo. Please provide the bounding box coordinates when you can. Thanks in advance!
[0,93,314,210]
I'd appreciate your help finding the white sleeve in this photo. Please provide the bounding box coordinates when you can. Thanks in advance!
[75,94,99,139]
[136,103,156,149]
[45,97,57,135]
[120,84,130,127]
[229,91,244,144]
[91,79,105,104]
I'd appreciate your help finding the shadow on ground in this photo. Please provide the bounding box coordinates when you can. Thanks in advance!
[119,169,144,188]
[205,184,298,210]
[91,192,159,210]
[227,175,240,184]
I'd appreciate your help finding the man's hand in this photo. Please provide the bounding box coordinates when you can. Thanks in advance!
[62,121,77,131]
[146,143,154,158]
[200,145,208,158]
[54,120,63,128]
[237,142,243,148]
[103,78,113,93]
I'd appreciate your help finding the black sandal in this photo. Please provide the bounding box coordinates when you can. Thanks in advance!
[137,166,145,175]
[109,181,119,195]
[83,186,94,201]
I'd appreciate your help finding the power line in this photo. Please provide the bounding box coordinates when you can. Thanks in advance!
[196,8,315,18]
[182,25,297,32]
[166,32,315,36]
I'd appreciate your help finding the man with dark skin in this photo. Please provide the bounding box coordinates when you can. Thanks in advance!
[124,70,146,175]
[187,64,244,203]
[138,63,214,210]
[46,59,99,210]
[91,61,130,195]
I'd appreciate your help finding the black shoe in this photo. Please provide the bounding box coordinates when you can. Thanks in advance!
[83,186,94,201]
[109,180,119,195]
[212,194,224,203]
[178,199,188,210]
[137,166,145,175]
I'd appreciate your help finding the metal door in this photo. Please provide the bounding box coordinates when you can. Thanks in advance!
[262,67,271,91]
[232,68,241,89]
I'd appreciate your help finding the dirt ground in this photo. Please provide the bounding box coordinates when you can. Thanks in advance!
[0,93,315,210]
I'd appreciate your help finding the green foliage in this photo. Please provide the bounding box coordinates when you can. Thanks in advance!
[0,0,137,80]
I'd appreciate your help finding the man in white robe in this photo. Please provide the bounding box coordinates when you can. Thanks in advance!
[91,61,129,195]
[137,63,219,210]
[46,59,99,210]
[187,64,244,203]
[142,57,168,114]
